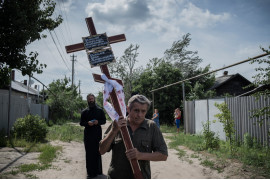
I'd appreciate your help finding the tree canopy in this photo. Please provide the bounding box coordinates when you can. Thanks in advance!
[0,0,62,87]
[45,77,85,123]
[249,46,270,125]
[107,33,215,124]
[164,33,203,78]
[108,44,143,100]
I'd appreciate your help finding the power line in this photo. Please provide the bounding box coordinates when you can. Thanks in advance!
[41,37,63,67]
[48,30,71,72]
[59,0,73,43]
[53,30,69,61]
[76,59,92,72]
[150,52,270,92]
[14,69,57,97]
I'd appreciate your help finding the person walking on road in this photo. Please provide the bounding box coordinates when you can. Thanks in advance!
[99,94,168,179]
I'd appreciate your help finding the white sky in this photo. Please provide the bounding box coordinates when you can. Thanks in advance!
[17,0,270,99]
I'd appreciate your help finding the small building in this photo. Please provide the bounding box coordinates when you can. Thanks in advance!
[209,71,254,97]
[0,70,43,103]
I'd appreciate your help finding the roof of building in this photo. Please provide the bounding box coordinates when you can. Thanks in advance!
[11,81,41,96]
[236,84,270,97]
[210,73,251,90]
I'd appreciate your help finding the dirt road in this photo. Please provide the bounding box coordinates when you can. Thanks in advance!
[0,122,262,179]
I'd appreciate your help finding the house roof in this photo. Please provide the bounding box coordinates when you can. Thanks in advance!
[11,81,41,96]
[236,84,270,97]
[210,73,251,90]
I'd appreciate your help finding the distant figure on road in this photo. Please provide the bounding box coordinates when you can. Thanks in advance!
[151,108,160,128]
[99,94,168,179]
[80,93,106,179]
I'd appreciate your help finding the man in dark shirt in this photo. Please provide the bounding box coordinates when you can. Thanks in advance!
[80,93,106,179]
[99,94,168,178]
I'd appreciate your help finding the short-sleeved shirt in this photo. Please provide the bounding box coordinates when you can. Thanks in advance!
[153,113,159,121]
[103,118,168,179]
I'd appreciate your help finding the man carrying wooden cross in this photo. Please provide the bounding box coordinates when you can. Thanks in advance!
[99,94,168,179]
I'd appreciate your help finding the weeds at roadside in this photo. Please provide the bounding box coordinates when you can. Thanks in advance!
[161,124,270,178]
[0,143,60,178]
[177,149,186,159]
[190,153,199,158]
[201,159,215,169]
[46,123,84,142]
[24,173,38,179]
[1,120,82,178]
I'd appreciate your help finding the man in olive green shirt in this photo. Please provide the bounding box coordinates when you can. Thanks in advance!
[99,95,168,179]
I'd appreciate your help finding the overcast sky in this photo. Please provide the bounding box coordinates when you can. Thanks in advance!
[19,0,270,99]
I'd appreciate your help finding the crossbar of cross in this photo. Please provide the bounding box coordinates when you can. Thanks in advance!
[65,17,143,179]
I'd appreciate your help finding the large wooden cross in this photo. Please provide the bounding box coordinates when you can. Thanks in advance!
[65,17,143,179]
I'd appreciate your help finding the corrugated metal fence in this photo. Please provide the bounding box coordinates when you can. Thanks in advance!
[226,96,270,146]
[0,94,49,135]
[184,95,270,146]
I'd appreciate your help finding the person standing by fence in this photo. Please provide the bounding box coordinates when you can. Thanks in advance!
[152,108,160,128]
[174,108,181,133]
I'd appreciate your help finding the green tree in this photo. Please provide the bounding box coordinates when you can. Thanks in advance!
[0,0,62,87]
[214,102,236,155]
[133,59,183,124]
[186,65,216,100]
[45,77,85,123]
[133,34,215,124]
[108,44,142,100]
[249,46,270,125]
[164,33,203,78]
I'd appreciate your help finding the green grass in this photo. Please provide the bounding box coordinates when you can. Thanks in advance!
[46,123,84,142]
[201,159,215,168]
[160,124,184,133]
[38,144,62,164]
[161,124,270,178]
[0,143,60,179]
[190,153,199,158]
[0,121,83,178]
[25,173,38,179]
[19,163,49,172]
[166,132,205,151]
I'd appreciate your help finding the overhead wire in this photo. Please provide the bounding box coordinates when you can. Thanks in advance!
[48,30,71,72]
[52,1,101,98]
[59,0,73,43]
[55,1,69,45]
[41,37,63,67]
[13,1,99,100]
[53,30,69,61]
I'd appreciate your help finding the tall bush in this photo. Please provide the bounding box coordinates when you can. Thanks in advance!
[45,77,85,123]
[202,121,220,150]
[214,102,236,154]
[12,114,48,142]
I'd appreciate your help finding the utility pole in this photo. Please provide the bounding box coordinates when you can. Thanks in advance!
[78,80,81,96]
[71,54,77,87]
[7,69,12,137]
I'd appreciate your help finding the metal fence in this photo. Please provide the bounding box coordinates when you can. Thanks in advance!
[226,96,270,146]
[184,96,270,146]
[0,93,49,135]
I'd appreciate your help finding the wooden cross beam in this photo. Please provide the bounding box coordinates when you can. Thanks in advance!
[65,17,143,179]
[65,18,126,53]
[92,73,123,86]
